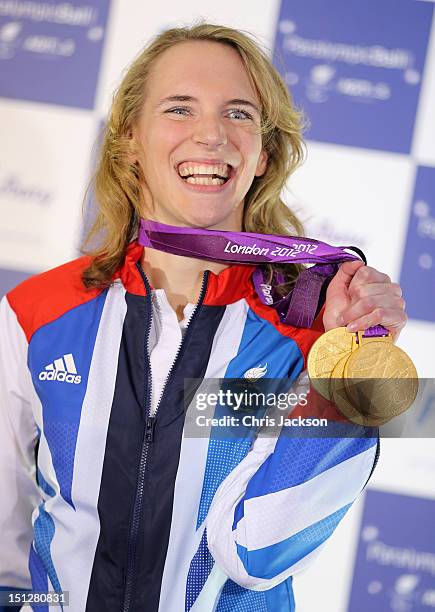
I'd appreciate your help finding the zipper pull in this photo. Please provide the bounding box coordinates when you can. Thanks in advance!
[145,416,156,443]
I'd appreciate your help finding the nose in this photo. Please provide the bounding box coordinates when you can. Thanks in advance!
[192,113,227,148]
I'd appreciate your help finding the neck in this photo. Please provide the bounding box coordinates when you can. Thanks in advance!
[141,247,229,314]
[140,217,242,320]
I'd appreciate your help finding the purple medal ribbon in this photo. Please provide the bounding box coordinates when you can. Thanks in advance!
[138,219,389,336]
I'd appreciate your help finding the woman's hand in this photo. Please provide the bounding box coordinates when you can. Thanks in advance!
[322,260,407,342]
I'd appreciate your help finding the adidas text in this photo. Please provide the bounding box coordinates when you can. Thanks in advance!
[39,370,81,384]
[38,353,81,384]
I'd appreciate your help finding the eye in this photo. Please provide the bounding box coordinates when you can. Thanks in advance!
[165,106,191,115]
[164,106,254,120]
[227,108,253,120]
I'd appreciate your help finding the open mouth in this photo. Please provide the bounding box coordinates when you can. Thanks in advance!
[177,162,232,186]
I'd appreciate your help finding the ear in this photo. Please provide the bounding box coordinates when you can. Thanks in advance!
[254,148,268,177]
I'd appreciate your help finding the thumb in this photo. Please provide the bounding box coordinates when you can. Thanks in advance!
[328,260,365,295]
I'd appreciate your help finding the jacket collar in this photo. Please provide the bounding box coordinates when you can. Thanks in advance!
[115,240,256,305]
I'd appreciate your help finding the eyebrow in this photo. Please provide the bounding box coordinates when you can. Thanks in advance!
[156,95,261,114]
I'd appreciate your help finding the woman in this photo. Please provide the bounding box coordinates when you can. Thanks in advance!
[0,23,406,612]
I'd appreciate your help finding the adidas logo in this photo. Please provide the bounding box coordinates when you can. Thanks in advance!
[243,363,268,381]
[38,353,81,385]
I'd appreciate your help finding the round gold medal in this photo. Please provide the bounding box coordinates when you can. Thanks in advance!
[307,327,355,401]
[329,354,362,424]
[330,354,388,427]
[343,340,419,425]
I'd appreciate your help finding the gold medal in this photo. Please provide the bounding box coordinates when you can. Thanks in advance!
[344,333,419,426]
[329,354,361,424]
[307,327,356,400]
[329,354,387,427]
[308,328,419,427]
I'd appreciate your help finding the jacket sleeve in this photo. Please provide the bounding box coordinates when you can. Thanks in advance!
[0,296,40,596]
[206,369,379,591]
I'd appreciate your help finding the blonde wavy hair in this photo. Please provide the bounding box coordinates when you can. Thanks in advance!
[82,21,307,290]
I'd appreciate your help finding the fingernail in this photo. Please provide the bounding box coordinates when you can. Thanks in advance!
[347,322,357,331]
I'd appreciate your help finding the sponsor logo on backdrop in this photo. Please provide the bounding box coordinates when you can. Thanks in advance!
[274,0,433,153]
[0,165,52,207]
[400,166,435,323]
[0,1,111,108]
[348,490,435,611]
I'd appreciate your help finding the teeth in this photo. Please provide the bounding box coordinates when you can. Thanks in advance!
[178,162,231,178]
[186,176,226,185]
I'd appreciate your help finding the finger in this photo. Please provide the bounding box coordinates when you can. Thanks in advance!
[330,260,365,293]
[345,306,408,335]
[338,260,366,277]
[348,281,403,301]
[341,294,406,325]
[347,265,391,295]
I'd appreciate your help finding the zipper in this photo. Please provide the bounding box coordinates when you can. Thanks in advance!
[122,263,209,612]
[152,270,209,411]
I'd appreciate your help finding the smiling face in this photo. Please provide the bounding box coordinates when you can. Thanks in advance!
[132,40,268,230]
